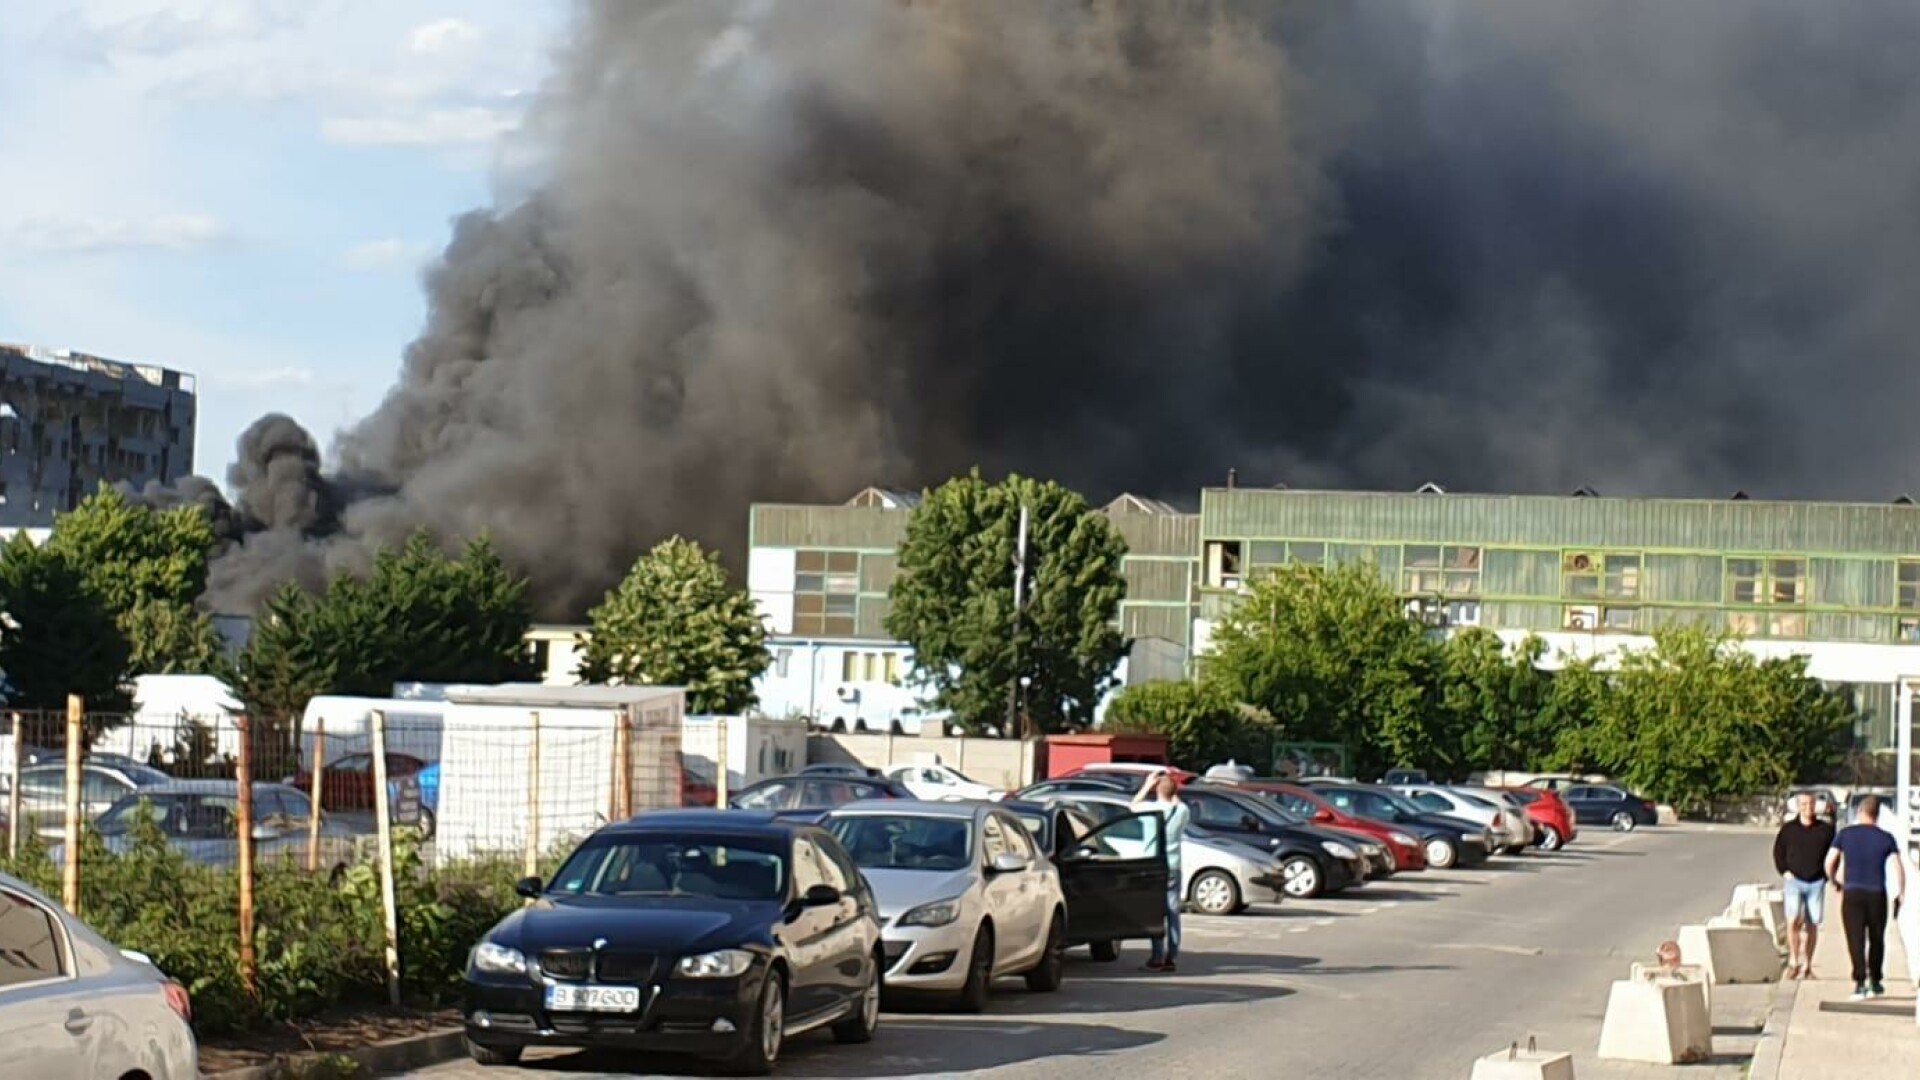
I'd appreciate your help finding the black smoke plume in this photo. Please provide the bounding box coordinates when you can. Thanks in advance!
[150,0,1920,618]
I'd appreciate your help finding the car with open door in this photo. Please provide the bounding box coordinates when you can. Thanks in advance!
[462,810,882,1075]
[1037,792,1290,918]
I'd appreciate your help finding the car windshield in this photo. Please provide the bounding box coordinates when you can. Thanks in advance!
[1458,793,1499,809]
[549,837,786,900]
[96,793,239,838]
[829,814,972,871]
[1371,790,1427,816]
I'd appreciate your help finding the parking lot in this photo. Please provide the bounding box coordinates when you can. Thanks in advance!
[405,824,1771,1080]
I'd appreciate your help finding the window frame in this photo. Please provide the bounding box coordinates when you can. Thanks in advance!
[793,549,862,637]
[1403,544,1481,597]
[0,887,72,993]
[1724,554,1806,608]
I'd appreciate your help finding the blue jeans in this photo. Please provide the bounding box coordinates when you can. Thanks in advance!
[1148,879,1182,964]
[1783,874,1826,925]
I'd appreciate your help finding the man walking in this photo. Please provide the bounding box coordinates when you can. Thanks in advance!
[1134,769,1189,973]
[1825,795,1907,1000]
[1773,792,1834,979]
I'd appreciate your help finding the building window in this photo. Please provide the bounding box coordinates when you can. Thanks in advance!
[775,648,792,679]
[1247,541,1327,569]
[1446,600,1481,627]
[1898,561,1920,610]
[1603,607,1637,632]
[1404,545,1480,597]
[1563,552,1640,600]
[883,653,901,685]
[1726,556,1806,606]
[841,651,860,681]
[1205,541,1243,589]
[1898,617,1920,643]
[795,550,859,637]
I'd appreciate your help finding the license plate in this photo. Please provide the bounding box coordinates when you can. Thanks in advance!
[545,985,643,1013]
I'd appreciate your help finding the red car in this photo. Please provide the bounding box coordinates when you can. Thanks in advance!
[1499,787,1577,851]
[292,752,428,811]
[1237,781,1430,872]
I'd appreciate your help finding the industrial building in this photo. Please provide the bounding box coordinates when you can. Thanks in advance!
[745,483,1920,753]
[0,343,197,525]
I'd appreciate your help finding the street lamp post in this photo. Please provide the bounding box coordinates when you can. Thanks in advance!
[1006,505,1030,739]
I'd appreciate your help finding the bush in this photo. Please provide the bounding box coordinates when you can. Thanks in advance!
[0,817,543,1035]
[1103,680,1277,770]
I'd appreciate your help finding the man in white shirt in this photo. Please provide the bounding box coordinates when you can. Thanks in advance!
[1134,769,1190,972]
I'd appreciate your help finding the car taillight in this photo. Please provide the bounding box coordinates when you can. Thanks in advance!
[163,980,192,1024]
[1642,800,1656,811]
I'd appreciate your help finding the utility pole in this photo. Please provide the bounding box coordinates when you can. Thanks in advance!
[1005,504,1030,739]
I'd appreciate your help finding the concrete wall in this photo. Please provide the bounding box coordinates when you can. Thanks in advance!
[807,732,1041,791]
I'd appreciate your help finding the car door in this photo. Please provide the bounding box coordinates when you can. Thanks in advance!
[1054,811,1168,943]
[991,812,1050,962]
[1561,786,1597,823]
[0,885,92,1080]
[1182,791,1264,847]
[783,837,841,1020]
[976,814,1029,969]
[811,832,875,1009]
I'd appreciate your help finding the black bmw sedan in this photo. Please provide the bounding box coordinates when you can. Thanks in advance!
[463,810,884,1074]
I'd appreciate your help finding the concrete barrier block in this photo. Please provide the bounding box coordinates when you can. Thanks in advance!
[1470,1044,1576,1080]
[1596,978,1712,1065]
[1729,882,1781,913]
[1630,962,1712,1012]
[1677,923,1781,984]
[1656,804,1679,825]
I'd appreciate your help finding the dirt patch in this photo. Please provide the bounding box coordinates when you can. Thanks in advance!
[198,1007,460,1074]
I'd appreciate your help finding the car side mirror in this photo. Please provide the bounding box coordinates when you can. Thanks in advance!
[1313,809,1333,823]
[989,852,1029,874]
[803,884,842,906]
[514,876,543,899]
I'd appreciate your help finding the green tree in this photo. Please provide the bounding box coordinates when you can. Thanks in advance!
[43,485,229,676]
[1435,631,1556,773]
[1201,561,1437,777]
[885,471,1127,735]
[0,533,132,717]
[1103,680,1277,769]
[578,537,769,714]
[239,532,535,723]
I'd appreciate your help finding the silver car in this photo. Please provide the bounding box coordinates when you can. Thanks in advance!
[54,781,359,869]
[1037,792,1290,916]
[0,870,198,1079]
[1392,785,1533,854]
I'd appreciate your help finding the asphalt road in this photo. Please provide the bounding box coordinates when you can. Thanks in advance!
[402,824,1775,1080]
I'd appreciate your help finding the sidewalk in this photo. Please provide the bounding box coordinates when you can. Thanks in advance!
[1761,899,1915,1076]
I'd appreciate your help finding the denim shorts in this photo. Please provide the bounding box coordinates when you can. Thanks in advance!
[1782,874,1826,925]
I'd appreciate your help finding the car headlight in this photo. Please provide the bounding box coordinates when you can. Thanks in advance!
[472,942,527,976]
[1320,841,1358,860]
[897,898,964,928]
[1388,831,1416,846]
[677,949,756,978]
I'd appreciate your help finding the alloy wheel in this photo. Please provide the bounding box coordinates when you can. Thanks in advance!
[762,977,785,1063]
[1281,857,1321,898]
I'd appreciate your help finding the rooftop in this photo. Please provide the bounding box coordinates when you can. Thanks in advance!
[1,342,195,392]
[440,683,684,708]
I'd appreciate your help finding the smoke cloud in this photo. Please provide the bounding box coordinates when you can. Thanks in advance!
[151,0,1920,618]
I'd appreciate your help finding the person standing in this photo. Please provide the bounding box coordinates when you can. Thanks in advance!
[1773,792,1835,979]
[1825,795,1907,1000]
[1133,769,1190,973]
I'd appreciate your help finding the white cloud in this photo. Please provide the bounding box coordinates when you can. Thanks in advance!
[410,17,481,55]
[341,238,435,272]
[45,0,311,60]
[11,214,230,255]
[321,106,518,147]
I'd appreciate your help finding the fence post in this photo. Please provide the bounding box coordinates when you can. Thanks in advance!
[306,717,326,873]
[63,695,83,913]
[525,711,541,880]
[614,708,634,819]
[235,712,257,997]
[370,710,402,1007]
[715,717,730,807]
[6,712,21,862]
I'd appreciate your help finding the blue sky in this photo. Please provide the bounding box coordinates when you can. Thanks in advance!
[0,0,565,484]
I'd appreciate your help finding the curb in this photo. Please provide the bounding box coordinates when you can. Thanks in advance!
[209,1028,465,1080]
[1744,973,1799,1080]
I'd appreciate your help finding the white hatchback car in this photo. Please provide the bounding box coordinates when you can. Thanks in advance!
[0,871,197,1080]
[1392,785,1533,854]
[825,801,1069,1011]
[883,763,1005,802]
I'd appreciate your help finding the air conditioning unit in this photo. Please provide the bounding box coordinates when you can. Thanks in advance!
[1567,552,1594,572]
[835,686,860,703]
[1564,605,1599,630]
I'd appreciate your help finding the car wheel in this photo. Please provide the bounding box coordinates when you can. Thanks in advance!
[464,1038,521,1066]
[1280,856,1323,899]
[1024,911,1066,992]
[1190,870,1241,916]
[1424,839,1458,869]
[1089,940,1120,962]
[725,969,785,1075]
[957,924,994,1013]
[832,950,882,1043]
[1611,810,1637,832]
[1537,825,1564,852]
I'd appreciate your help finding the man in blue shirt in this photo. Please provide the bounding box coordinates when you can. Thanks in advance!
[1824,796,1907,1000]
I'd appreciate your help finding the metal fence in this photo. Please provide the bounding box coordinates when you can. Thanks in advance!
[1,696,701,1000]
